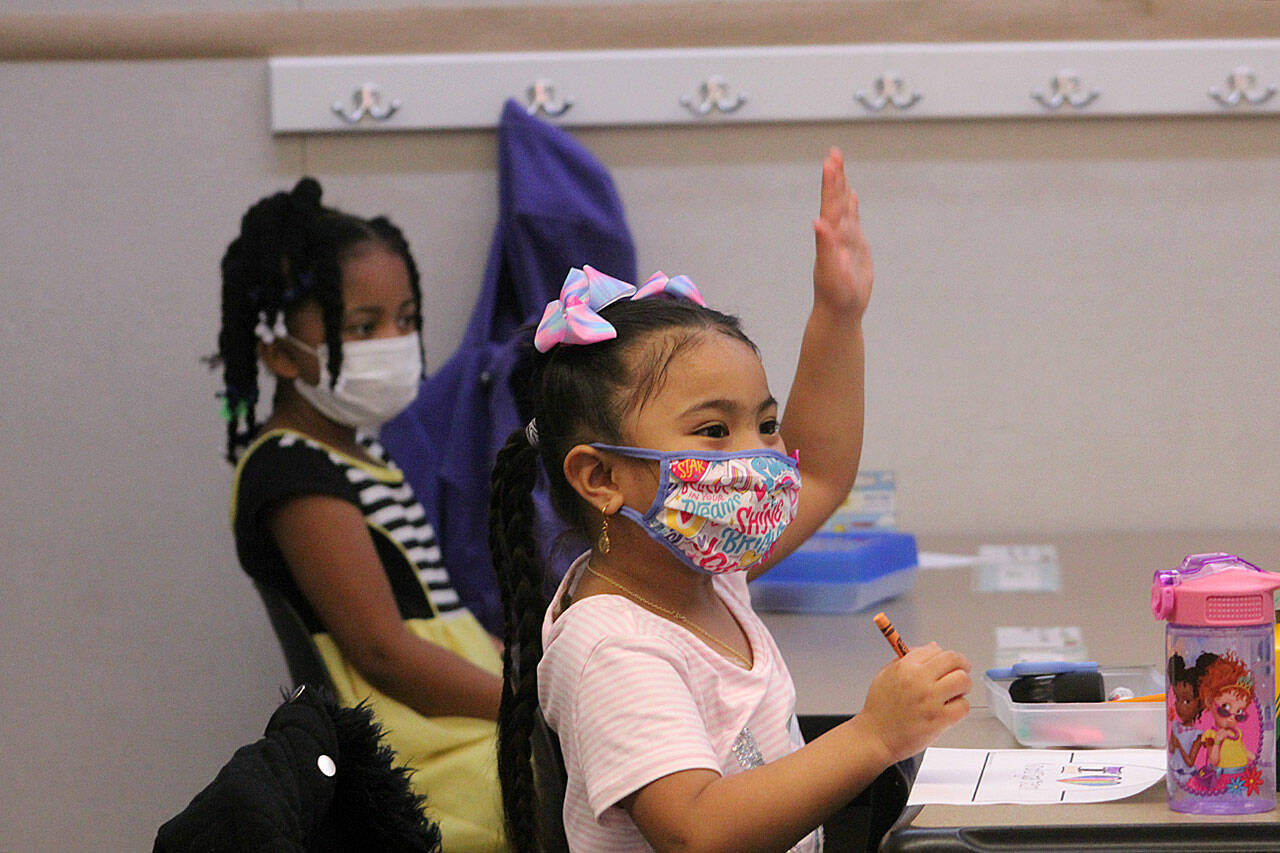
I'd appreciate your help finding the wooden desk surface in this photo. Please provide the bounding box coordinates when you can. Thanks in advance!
[759,531,1280,841]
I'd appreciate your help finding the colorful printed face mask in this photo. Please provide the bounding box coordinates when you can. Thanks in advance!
[594,444,801,574]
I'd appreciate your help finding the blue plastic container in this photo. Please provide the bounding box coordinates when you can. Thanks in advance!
[750,531,918,613]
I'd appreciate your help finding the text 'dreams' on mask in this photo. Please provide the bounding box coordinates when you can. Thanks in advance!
[289,333,422,428]
[594,444,801,574]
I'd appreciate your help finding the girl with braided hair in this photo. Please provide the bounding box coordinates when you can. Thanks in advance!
[1167,652,1216,783]
[489,149,971,852]
[217,177,507,851]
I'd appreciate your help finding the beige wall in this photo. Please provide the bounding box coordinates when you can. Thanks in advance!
[2,5,1278,850]
[5,1,1280,59]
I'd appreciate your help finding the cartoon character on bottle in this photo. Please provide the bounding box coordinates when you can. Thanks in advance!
[1188,651,1266,797]
[1167,652,1216,785]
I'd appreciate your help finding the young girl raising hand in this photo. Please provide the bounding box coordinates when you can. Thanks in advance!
[489,149,971,852]
[217,178,507,851]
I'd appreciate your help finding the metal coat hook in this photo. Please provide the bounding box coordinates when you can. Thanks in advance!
[1031,70,1100,110]
[331,83,400,124]
[855,73,923,112]
[1209,66,1277,108]
[525,79,574,117]
[680,76,748,116]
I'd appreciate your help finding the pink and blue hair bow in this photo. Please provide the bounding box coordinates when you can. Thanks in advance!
[533,265,707,353]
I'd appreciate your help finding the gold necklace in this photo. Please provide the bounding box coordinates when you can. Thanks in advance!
[583,562,753,670]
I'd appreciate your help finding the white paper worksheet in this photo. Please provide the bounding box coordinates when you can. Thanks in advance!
[906,747,1166,805]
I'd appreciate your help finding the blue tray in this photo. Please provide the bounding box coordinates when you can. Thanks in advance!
[750,531,918,613]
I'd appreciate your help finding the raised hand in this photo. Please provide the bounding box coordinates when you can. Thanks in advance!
[812,146,873,318]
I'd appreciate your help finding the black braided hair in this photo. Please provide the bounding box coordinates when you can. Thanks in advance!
[489,431,545,849]
[216,178,423,463]
[488,296,755,851]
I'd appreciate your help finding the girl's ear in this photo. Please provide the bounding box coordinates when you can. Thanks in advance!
[258,338,302,381]
[563,444,624,512]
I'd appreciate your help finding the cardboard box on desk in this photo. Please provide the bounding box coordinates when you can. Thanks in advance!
[750,530,918,613]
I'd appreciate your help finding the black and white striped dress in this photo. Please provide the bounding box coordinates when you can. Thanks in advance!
[232,428,468,629]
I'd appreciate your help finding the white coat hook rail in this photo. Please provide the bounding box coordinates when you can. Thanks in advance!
[270,40,1280,133]
[331,82,400,124]
[855,73,923,112]
[525,79,574,117]
[680,76,748,116]
[1032,70,1101,110]
[1209,66,1277,108]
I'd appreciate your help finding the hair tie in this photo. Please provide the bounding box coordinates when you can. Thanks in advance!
[533,266,708,353]
[217,392,251,423]
[524,419,540,448]
[254,311,288,344]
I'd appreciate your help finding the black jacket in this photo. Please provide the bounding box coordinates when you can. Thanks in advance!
[154,686,441,852]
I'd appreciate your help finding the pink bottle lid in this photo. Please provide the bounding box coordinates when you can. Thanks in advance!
[1151,564,1280,626]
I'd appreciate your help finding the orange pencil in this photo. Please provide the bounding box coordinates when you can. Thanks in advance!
[873,611,909,658]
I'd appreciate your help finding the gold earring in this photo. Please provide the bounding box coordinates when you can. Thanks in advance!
[598,509,611,554]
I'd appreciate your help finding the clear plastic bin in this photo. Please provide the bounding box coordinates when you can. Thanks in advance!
[983,665,1164,748]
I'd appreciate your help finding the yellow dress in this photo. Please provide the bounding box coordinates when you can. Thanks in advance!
[316,616,506,851]
[232,429,508,851]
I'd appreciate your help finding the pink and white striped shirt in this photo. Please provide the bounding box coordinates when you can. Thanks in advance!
[538,554,822,852]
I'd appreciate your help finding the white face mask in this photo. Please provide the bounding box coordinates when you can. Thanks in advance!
[288,333,422,428]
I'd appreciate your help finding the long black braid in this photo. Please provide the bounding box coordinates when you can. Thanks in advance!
[488,297,755,851]
[489,431,546,849]
[216,177,423,463]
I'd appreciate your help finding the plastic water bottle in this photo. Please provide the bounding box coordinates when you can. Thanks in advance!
[1151,553,1280,814]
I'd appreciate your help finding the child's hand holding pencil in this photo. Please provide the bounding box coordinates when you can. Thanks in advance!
[856,612,973,763]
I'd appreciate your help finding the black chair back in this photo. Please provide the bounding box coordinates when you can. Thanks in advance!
[531,707,570,853]
[253,580,336,693]
[798,715,915,853]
